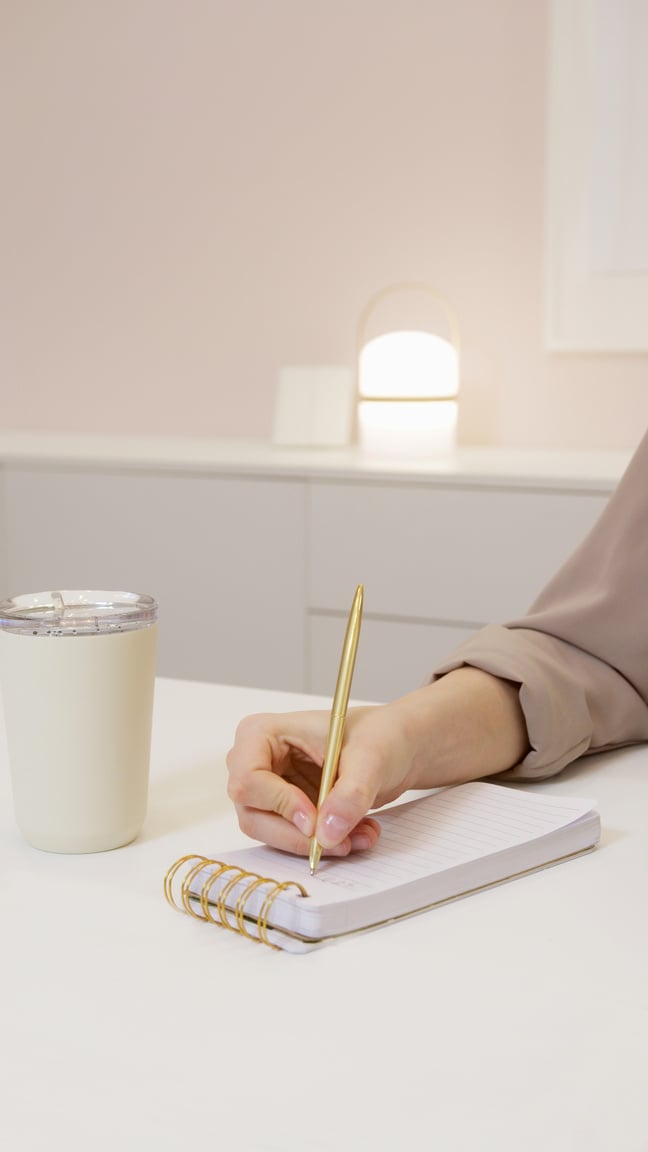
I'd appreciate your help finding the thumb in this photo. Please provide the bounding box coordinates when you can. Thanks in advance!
[315,775,375,849]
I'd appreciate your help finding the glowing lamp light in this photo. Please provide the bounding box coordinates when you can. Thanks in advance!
[356,286,460,454]
[359,330,458,400]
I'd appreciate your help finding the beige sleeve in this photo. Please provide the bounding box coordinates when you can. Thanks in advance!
[433,429,648,779]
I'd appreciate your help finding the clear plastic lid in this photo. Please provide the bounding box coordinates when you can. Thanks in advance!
[0,591,158,636]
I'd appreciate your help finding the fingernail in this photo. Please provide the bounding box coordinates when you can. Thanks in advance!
[293,809,314,837]
[318,813,351,848]
[350,833,373,852]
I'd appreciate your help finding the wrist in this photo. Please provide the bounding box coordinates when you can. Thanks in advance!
[390,668,528,790]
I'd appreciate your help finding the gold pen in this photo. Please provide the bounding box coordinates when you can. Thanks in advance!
[309,583,364,876]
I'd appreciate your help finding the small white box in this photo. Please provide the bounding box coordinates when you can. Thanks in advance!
[272,365,354,447]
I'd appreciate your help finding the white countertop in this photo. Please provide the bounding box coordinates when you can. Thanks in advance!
[2,677,647,1152]
[0,430,632,490]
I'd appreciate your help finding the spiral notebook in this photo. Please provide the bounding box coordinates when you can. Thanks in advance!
[164,782,600,953]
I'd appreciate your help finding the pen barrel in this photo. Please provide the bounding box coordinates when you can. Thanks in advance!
[315,585,363,808]
[310,584,363,873]
[330,587,363,716]
[316,712,347,806]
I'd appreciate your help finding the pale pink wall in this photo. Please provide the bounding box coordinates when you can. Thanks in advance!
[1,0,647,451]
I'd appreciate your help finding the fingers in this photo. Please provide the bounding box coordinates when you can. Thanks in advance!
[315,773,379,849]
[226,708,387,857]
[348,817,381,853]
[312,711,391,849]
[228,766,314,834]
[230,763,381,857]
[228,765,319,857]
[234,807,381,858]
[226,711,321,854]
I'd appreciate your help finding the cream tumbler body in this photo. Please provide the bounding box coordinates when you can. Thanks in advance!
[0,591,157,853]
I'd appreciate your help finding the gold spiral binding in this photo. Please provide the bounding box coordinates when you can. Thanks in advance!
[164,854,208,911]
[198,862,231,923]
[258,880,308,948]
[234,875,274,941]
[163,854,308,949]
[182,857,219,919]
[215,867,248,932]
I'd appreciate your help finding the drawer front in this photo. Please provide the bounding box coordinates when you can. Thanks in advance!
[308,481,609,623]
[308,612,478,703]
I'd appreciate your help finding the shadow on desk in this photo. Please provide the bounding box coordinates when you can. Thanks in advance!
[531,747,638,850]
[142,758,230,839]
[552,744,648,783]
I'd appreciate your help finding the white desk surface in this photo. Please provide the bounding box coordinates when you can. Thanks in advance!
[2,677,647,1152]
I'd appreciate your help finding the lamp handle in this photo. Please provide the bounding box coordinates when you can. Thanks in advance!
[356,281,461,358]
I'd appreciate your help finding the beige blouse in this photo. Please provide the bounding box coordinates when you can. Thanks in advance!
[434,429,648,779]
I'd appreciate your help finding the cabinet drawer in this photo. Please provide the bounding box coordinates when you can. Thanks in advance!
[308,481,609,623]
[308,612,478,703]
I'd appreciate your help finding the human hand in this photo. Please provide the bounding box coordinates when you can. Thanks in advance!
[226,669,528,857]
[225,702,420,858]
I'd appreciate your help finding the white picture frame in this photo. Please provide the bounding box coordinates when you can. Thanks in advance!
[545,0,648,350]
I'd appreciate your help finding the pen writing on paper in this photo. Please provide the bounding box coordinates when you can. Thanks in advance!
[308,583,364,876]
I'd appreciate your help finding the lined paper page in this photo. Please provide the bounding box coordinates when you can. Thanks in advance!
[208,782,595,907]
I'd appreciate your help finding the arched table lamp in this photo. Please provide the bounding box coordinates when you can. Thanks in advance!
[356,283,460,453]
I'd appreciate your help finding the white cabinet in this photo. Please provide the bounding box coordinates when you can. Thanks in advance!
[308,481,608,621]
[308,612,476,701]
[0,437,625,701]
[307,478,610,700]
[2,464,307,691]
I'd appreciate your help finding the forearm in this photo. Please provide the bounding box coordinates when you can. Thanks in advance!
[387,666,530,790]
[433,624,648,779]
